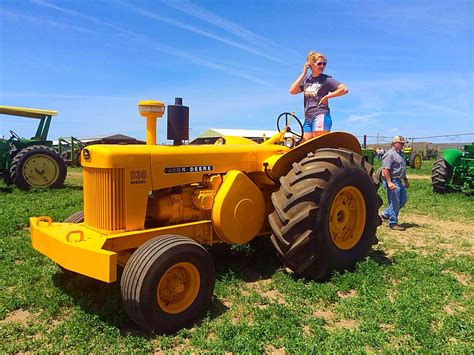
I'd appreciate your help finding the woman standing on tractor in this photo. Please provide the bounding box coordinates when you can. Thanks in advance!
[289,50,348,141]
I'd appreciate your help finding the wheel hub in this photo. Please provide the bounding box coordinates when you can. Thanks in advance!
[157,262,200,314]
[22,154,59,187]
[329,186,366,250]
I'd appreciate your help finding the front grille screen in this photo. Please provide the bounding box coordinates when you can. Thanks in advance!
[84,167,125,231]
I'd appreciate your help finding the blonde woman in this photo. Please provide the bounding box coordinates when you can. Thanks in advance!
[289,51,348,140]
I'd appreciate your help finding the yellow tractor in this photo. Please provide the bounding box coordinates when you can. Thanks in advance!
[30,98,381,333]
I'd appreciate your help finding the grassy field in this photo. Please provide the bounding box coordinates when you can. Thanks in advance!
[0,161,473,352]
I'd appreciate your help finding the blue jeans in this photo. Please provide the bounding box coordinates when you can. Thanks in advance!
[381,179,407,226]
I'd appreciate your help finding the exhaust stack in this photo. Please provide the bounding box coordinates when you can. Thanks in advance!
[167,97,189,146]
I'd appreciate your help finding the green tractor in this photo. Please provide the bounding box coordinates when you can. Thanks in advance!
[431,144,474,194]
[402,146,422,169]
[361,148,375,165]
[0,105,67,190]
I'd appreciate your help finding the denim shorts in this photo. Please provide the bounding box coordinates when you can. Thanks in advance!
[303,113,332,133]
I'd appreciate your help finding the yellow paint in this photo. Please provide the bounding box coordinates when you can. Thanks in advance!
[329,186,366,250]
[271,132,362,178]
[191,174,222,211]
[157,262,200,314]
[261,129,286,145]
[30,216,216,282]
[214,136,257,145]
[414,154,422,169]
[138,100,165,145]
[30,216,117,282]
[0,105,57,119]
[83,166,151,232]
[212,170,265,243]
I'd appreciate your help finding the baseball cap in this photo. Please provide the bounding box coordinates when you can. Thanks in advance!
[392,135,407,144]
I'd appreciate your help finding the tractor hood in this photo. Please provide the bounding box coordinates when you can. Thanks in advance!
[81,143,289,190]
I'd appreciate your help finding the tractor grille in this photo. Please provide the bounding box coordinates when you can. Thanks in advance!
[83,167,125,231]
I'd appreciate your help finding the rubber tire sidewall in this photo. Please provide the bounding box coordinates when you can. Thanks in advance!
[125,238,215,333]
[12,146,67,190]
[63,211,84,223]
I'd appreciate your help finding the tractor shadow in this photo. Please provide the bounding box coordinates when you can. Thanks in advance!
[0,186,14,193]
[210,237,282,283]
[63,185,83,191]
[52,237,389,336]
[52,265,229,337]
[368,248,392,266]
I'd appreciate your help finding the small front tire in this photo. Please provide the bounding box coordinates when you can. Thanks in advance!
[121,235,215,333]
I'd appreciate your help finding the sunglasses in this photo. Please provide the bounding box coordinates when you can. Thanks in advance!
[316,62,327,67]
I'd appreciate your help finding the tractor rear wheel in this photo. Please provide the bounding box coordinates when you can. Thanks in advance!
[121,235,215,333]
[431,158,452,193]
[63,211,84,223]
[410,153,422,169]
[269,148,381,280]
[373,167,384,190]
[10,145,67,190]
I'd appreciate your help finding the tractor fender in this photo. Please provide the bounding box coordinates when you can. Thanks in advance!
[442,149,463,168]
[271,132,362,179]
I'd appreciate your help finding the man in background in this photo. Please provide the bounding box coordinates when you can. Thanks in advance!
[380,136,409,231]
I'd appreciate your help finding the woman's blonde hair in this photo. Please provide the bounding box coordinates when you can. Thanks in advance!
[307,50,326,63]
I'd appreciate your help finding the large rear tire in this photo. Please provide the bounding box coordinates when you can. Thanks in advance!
[10,145,67,190]
[269,148,381,280]
[431,158,452,193]
[121,235,215,333]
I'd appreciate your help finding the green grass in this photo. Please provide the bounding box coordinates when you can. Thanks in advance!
[373,159,474,220]
[0,165,472,352]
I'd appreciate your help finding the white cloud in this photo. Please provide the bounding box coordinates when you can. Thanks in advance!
[27,0,271,85]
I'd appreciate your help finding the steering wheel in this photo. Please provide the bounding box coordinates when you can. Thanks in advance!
[9,130,21,141]
[276,112,304,144]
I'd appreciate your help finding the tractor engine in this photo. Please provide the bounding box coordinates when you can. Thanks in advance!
[146,174,222,226]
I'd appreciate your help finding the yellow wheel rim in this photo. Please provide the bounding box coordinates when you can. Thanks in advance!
[414,154,422,169]
[329,186,366,250]
[22,154,60,187]
[157,262,200,314]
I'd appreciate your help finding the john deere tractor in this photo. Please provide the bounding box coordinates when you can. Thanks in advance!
[402,146,422,169]
[30,98,381,333]
[431,144,474,194]
[0,106,67,190]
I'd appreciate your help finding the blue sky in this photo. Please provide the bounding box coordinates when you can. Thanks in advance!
[1,0,473,144]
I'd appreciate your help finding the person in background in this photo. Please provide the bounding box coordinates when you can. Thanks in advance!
[289,50,348,142]
[380,136,410,231]
[378,147,385,160]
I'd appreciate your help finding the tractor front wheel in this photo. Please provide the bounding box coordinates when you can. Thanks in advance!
[269,148,381,280]
[121,235,215,333]
[10,145,67,190]
[431,158,452,193]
